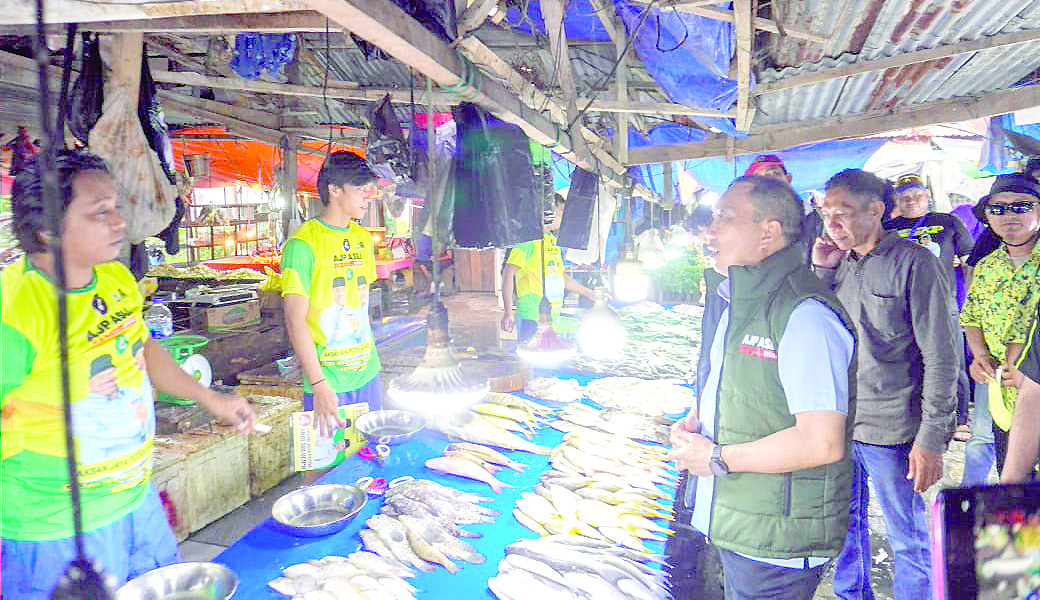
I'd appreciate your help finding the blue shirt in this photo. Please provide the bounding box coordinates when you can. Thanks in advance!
[691,279,854,568]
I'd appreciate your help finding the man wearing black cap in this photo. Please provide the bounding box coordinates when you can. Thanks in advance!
[962,173,1040,475]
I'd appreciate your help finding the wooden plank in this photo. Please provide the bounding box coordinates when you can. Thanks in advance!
[587,99,734,117]
[457,0,501,36]
[159,93,288,145]
[732,0,752,131]
[626,83,1040,164]
[41,11,332,33]
[157,90,282,129]
[615,15,629,165]
[4,0,309,26]
[756,28,1040,95]
[542,0,584,155]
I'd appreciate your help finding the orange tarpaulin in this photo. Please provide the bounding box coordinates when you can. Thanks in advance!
[170,126,364,197]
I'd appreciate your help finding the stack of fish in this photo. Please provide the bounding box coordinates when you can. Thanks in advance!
[429,395,554,455]
[267,550,417,599]
[488,535,671,600]
[424,442,529,493]
[551,403,673,444]
[512,431,675,553]
[523,377,585,403]
[571,303,703,381]
[583,377,694,416]
[358,479,489,574]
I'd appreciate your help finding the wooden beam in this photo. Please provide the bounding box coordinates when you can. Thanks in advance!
[635,3,826,44]
[626,84,1040,164]
[454,37,566,123]
[732,0,752,131]
[157,90,282,129]
[615,15,629,165]
[457,0,500,36]
[4,0,309,26]
[50,11,332,33]
[756,28,1040,95]
[542,0,585,155]
[302,0,659,200]
[159,93,289,146]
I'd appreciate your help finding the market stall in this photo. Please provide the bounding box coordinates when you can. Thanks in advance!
[214,368,685,598]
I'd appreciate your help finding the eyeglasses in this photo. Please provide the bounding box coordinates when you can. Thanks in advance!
[986,201,1038,216]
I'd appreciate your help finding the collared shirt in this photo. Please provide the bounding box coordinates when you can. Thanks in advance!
[961,241,1040,358]
[817,233,957,451]
[691,279,854,568]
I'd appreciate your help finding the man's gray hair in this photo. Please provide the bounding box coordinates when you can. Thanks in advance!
[730,175,804,244]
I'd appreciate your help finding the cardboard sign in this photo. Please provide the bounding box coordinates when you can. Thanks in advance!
[290,403,368,471]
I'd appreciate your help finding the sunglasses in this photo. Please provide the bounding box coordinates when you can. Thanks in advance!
[986,201,1038,216]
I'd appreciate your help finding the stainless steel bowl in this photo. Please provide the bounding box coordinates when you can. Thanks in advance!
[354,410,425,445]
[116,562,237,600]
[271,484,367,537]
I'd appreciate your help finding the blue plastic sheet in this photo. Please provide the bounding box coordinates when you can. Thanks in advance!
[682,138,890,195]
[505,0,613,40]
[229,33,298,80]
[215,370,672,599]
[980,114,1038,174]
[615,1,736,113]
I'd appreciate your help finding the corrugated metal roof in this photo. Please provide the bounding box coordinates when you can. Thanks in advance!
[754,0,1040,126]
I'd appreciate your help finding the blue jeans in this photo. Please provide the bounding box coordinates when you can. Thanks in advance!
[833,441,932,600]
[718,548,828,600]
[1,486,179,599]
[962,383,996,485]
[303,374,383,412]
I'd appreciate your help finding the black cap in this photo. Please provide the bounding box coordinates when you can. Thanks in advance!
[973,173,1040,220]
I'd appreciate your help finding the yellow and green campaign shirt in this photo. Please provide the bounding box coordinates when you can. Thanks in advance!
[1,258,154,540]
[281,218,380,392]
[506,232,566,322]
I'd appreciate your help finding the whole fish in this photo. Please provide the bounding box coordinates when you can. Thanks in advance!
[404,527,459,572]
[398,514,486,564]
[432,411,552,454]
[392,487,497,524]
[443,449,502,473]
[425,456,512,493]
[447,442,528,472]
[387,478,492,504]
[381,494,481,538]
[364,515,434,572]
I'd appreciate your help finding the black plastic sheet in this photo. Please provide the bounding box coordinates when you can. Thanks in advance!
[365,95,412,185]
[452,103,541,249]
[557,166,598,250]
[67,33,103,144]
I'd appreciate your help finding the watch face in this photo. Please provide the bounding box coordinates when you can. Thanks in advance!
[710,458,728,477]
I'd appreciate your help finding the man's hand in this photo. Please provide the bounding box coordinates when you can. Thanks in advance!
[669,410,700,447]
[500,309,516,333]
[1000,361,1025,388]
[811,233,844,269]
[969,354,998,383]
[666,432,715,476]
[202,391,258,432]
[312,380,345,438]
[907,445,943,492]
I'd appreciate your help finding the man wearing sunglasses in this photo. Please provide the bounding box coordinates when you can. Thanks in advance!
[961,173,1040,477]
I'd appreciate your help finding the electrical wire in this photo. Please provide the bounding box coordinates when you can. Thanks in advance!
[564,0,661,134]
[654,6,689,53]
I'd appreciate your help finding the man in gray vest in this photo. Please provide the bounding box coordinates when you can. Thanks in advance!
[813,169,957,600]
[669,175,856,599]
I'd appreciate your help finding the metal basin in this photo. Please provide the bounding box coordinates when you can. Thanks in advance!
[354,410,425,445]
[116,562,236,600]
[271,484,367,537]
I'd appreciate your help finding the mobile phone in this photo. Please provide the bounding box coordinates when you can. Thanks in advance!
[933,482,1040,600]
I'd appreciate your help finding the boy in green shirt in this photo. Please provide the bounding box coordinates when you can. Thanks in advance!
[1,150,257,598]
[501,193,596,341]
[281,151,382,439]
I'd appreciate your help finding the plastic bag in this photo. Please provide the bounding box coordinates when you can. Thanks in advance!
[67,33,104,144]
[138,56,177,185]
[365,95,412,185]
[88,88,177,244]
[229,33,297,79]
[557,166,598,250]
[452,103,541,248]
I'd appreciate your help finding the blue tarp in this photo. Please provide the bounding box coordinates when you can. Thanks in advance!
[681,138,890,195]
[980,113,1040,174]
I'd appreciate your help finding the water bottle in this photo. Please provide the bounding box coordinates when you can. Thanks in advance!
[144,300,174,338]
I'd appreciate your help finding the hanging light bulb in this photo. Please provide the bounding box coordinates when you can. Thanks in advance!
[517,297,576,366]
[578,287,625,359]
[636,228,667,270]
[387,302,490,416]
[613,246,649,303]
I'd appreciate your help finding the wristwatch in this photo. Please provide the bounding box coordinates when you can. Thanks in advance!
[709,444,730,476]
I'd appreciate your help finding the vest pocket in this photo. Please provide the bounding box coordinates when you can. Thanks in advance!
[781,472,792,516]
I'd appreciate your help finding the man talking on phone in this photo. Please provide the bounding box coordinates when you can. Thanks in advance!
[813,169,957,600]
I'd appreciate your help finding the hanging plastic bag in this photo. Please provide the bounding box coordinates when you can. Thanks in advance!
[229,33,297,79]
[557,166,598,250]
[452,103,541,248]
[88,88,177,244]
[138,56,177,185]
[67,33,104,144]
[365,95,413,185]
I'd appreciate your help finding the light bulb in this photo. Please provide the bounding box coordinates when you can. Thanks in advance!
[613,253,648,303]
[516,299,576,366]
[578,290,625,359]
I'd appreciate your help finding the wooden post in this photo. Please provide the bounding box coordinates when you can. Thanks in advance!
[280,136,299,239]
[615,16,628,165]
[111,33,144,97]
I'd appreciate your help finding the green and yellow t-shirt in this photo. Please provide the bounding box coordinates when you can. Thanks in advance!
[506,232,566,322]
[281,218,380,392]
[1,258,154,540]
